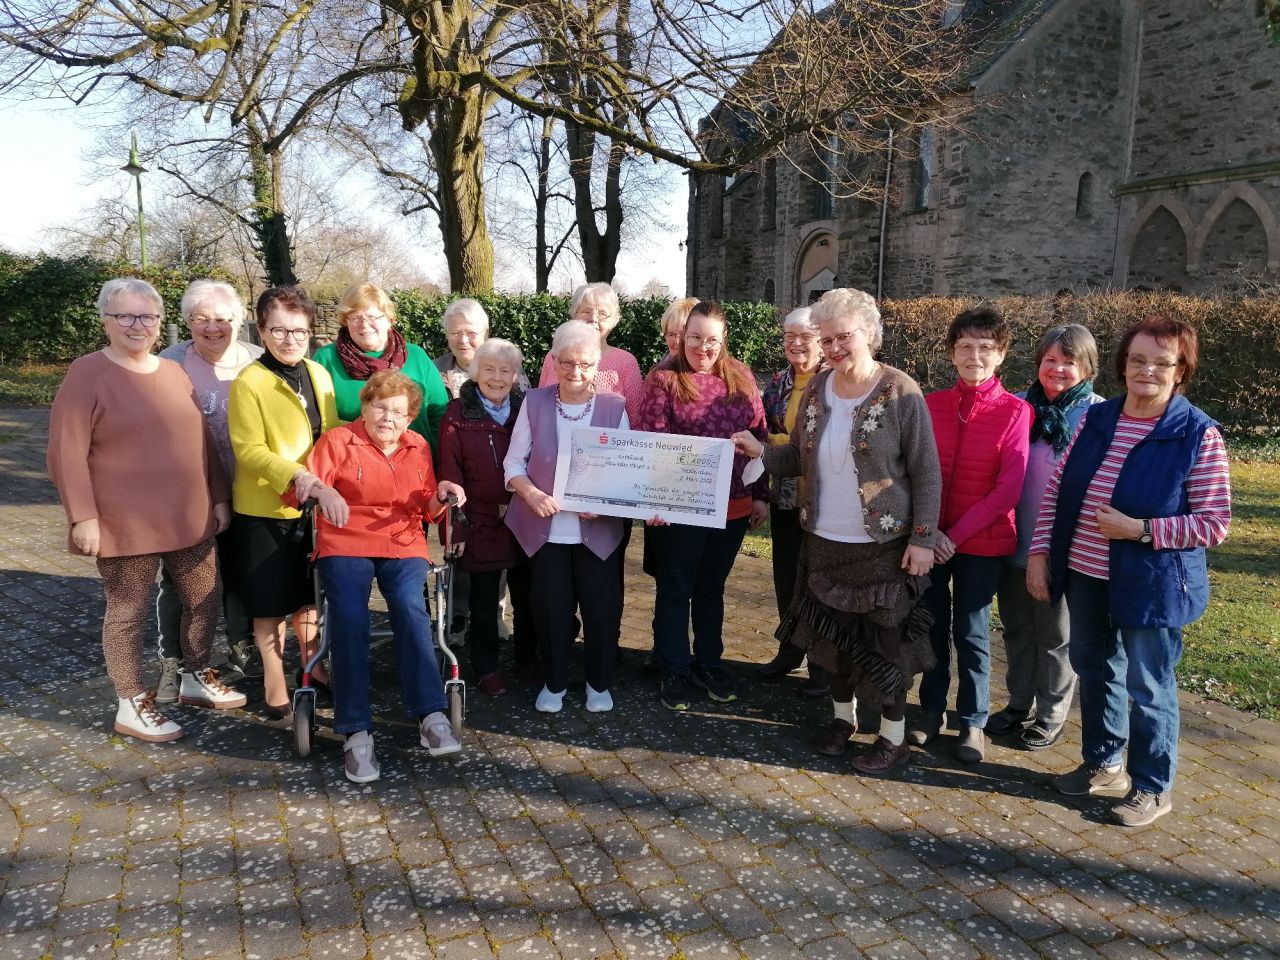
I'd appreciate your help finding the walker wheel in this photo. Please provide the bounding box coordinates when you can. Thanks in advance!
[293,690,316,758]
[447,683,465,739]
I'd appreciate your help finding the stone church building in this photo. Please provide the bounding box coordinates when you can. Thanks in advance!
[686,0,1280,306]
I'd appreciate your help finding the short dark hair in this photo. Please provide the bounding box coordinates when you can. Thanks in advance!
[256,285,316,329]
[946,305,1012,352]
[1114,316,1199,389]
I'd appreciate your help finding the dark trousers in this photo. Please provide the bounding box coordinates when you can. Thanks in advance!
[156,526,250,660]
[468,562,536,676]
[649,517,749,676]
[528,542,623,694]
[768,506,824,681]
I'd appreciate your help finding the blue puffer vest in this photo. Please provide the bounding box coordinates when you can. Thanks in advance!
[1048,394,1217,628]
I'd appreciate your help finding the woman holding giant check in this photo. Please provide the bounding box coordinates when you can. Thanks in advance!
[504,322,628,715]
[637,300,769,712]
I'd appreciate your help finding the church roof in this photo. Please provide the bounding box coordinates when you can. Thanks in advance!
[957,0,1062,83]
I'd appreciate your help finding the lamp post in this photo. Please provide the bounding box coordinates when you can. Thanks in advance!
[121,133,148,267]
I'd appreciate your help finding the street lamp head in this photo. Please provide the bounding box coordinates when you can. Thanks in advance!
[121,133,148,178]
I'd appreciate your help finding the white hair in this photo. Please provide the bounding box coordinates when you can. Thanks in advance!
[472,337,524,375]
[440,297,490,334]
[97,277,163,316]
[568,282,621,333]
[180,279,244,324]
[810,287,883,352]
[783,306,818,332]
[551,320,602,358]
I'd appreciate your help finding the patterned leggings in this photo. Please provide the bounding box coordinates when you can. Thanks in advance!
[97,538,218,698]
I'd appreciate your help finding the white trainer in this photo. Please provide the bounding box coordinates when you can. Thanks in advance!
[419,712,462,756]
[114,692,184,742]
[585,684,614,713]
[343,730,380,783]
[535,686,565,713]
[178,667,248,710]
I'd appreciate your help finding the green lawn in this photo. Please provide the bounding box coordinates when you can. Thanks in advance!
[0,363,66,406]
[744,456,1280,720]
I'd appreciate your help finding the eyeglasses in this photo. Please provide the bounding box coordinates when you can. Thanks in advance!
[575,309,612,321]
[347,313,386,325]
[367,403,410,422]
[818,331,861,351]
[1126,356,1180,372]
[954,343,1000,357]
[557,359,598,373]
[783,333,817,345]
[685,334,723,350]
[190,316,234,327]
[266,327,310,343]
[105,312,161,329]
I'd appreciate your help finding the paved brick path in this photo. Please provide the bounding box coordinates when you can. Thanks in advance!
[1,406,1277,960]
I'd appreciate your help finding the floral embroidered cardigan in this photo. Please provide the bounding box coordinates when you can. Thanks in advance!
[760,365,942,548]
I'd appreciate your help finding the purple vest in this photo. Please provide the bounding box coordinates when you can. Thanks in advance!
[504,387,627,560]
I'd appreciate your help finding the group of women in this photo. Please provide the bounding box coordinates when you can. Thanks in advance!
[49,278,1230,820]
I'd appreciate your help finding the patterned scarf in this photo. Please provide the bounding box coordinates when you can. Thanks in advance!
[1026,378,1095,455]
[335,326,408,381]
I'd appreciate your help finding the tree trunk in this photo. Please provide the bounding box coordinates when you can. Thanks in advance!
[535,117,553,292]
[247,126,297,288]
[427,93,494,293]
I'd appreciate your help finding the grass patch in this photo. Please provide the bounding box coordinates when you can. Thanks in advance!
[742,459,1280,719]
[1183,460,1280,719]
[0,363,67,406]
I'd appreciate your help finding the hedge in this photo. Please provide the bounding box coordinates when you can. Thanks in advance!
[0,252,239,365]
[3,251,1276,432]
[879,292,1280,435]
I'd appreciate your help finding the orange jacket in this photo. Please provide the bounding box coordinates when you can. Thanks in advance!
[302,420,445,560]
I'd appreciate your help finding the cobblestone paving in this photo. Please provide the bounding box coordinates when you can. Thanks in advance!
[1,406,1277,960]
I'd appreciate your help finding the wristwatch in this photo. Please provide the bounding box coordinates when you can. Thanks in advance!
[1139,519,1153,544]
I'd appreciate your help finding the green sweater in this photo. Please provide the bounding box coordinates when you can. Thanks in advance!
[311,342,449,451]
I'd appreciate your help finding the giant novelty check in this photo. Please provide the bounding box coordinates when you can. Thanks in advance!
[552,427,734,528]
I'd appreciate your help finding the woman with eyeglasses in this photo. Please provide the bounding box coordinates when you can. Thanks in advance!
[538,283,644,421]
[312,283,450,450]
[638,301,770,711]
[293,370,467,781]
[151,280,265,702]
[910,306,1031,765]
[755,306,829,697]
[1028,317,1230,827]
[228,285,339,719]
[48,278,245,743]
[733,288,941,775]
[505,322,629,713]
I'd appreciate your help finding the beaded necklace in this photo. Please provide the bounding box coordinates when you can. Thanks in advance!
[555,387,594,421]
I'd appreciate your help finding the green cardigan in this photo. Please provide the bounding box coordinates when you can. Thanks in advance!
[311,342,449,451]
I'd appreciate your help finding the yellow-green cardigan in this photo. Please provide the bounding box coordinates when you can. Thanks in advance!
[228,359,339,519]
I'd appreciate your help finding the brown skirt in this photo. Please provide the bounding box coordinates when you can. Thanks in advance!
[776,533,933,701]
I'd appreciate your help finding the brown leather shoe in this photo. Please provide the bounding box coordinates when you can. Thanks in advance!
[851,737,912,775]
[812,718,856,756]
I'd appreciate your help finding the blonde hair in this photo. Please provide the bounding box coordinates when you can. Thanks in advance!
[338,284,397,326]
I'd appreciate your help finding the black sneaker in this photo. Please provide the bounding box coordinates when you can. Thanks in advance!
[226,640,263,680]
[659,673,694,711]
[691,663,738,703]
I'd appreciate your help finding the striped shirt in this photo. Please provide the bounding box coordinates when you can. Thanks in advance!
[1029,412,1231,579]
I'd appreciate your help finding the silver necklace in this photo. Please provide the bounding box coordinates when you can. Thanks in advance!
[556,387,594,421]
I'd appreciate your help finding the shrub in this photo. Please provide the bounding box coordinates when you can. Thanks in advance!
[0,251,240,364]
[880,292,1280,434]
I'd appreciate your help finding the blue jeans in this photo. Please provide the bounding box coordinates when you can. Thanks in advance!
[918,552,1005,728]
[1065,571,1183,794]
[648,517,749,675]
[317,556,447,735]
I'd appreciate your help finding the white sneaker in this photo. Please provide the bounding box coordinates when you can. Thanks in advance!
[178,667,248,710]
[343,730,380,783]
[115,692,184,742]
[535,686,565,713]
[419,712,462,756]
[585,684,614,713]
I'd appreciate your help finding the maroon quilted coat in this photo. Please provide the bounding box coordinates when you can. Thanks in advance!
[437,380,527,573]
